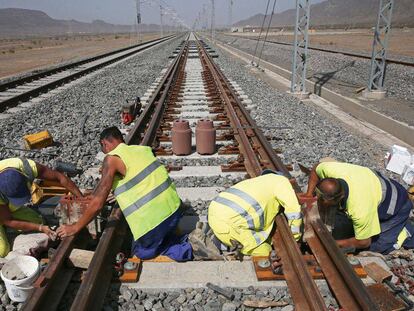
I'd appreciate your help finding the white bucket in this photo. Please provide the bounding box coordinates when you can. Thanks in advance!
[0,255,40,302]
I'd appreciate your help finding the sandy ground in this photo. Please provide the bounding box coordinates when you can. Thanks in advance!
[0,33,160,79]
[226,28,414,58]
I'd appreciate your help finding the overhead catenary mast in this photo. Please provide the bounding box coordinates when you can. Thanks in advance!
[228,0,234,30]
[160,1,164,38]
[211,0,215,40]
[135,0,142,42]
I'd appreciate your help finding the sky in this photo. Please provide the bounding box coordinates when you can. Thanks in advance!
[0,0,324,27]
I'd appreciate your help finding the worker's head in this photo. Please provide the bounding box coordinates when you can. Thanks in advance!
[315,178,345,230]
[99,126,125,154]
[0,169,32,206]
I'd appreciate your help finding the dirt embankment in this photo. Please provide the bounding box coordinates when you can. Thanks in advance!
[0,33,160,79]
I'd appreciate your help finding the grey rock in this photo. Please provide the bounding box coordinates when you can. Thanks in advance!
[221,302,237,311]
[176,294,187,304]
[204,301,222,311]
[143,299,154,311]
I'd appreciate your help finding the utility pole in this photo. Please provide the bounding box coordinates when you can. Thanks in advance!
[160,2,164,38]
[228,0,234,30]
[135,0,142,42]
[203,5,208,31]
[364,0,394,99]
[211,0,215,40]
[290,0,311,98]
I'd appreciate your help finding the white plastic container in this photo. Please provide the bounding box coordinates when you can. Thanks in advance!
[0,255,40,302]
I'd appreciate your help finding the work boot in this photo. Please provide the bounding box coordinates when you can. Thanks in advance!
[188,222,222,261]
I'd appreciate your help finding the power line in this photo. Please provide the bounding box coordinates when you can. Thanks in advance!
[251,0,271,66]
[257,0,277,68]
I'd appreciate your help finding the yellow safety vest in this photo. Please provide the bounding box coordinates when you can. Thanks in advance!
[316,162,382,240]
[208,174,302,255]
[0,157,38,212]
[108,143,180,240]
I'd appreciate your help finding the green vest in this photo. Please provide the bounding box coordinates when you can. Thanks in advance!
[108,143,180,240]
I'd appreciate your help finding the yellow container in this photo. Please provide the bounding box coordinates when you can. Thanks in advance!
[23,130,53,150]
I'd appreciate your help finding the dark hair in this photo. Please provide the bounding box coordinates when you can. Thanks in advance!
[100,126,124,142]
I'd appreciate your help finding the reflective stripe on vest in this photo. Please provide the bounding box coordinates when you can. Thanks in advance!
[123,177,173,217]
[213,196,263,245]
[114,160,161,197]
[374,171,398,215]
[19,157,35,183]
[285,212,302,220]
[224,187,264,229]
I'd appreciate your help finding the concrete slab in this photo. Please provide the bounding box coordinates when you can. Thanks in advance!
[159,152,235,161]
[126,261,283,290]
[169,166,245,178]
[161,137,232,147]
[175,111,216,118]
[177,187,224,201]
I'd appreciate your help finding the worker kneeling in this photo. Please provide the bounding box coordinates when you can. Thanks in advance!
[208,170,302,257]
[0,157,83,258]
[303,161,414,254]
[57,127,192,261]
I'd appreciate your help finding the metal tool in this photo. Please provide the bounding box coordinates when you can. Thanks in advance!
[54,160,83,177]
[270,250,283,275]
[206,282,235,300]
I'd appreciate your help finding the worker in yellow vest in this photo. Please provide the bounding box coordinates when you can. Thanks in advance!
[57,127,192,261]
[208,170,302,257]
[0,157,83,257]
[302,161,414,254]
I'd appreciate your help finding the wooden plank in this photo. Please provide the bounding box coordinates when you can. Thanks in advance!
[252,255,367,281]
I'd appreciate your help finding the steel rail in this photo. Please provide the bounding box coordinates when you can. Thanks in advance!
[197,35,379,310]
[69,38,190,311]
[225,34,414,67]
[0,35,176,112]
[305,206,378,311]
[126,40,188,145]
[196,37,327,310]
[0,36,175,92]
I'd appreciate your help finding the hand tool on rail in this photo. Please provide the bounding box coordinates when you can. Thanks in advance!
[206,283,235,300]
[365,262,414,309]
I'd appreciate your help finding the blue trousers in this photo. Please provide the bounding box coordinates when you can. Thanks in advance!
[370,199,414,254]
[131,207,193,261]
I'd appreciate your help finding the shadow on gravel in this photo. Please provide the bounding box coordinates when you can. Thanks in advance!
[312,60,356,95]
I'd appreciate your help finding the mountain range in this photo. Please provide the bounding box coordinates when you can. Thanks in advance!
[0,8,166,37]
[235,0,414,28]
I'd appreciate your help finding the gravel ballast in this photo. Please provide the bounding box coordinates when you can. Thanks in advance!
[217,34,414,126]
[0,37,183,189]
[209,37,388,184]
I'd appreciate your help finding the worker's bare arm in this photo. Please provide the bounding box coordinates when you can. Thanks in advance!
[336,237,371,249]
[56,156,118,238]
[0,204,53,237]
[36,163,83,198]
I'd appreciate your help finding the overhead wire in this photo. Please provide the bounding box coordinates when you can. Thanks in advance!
[257,0,277,68]
[251,0,271,66]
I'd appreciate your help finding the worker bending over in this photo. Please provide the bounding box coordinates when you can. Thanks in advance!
[57,127,192,261]
[0,157,83,257]
[303,161,414,254]
[208,171,302,256]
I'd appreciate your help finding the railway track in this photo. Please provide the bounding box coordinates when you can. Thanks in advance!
[21,33,379,311]
[0,35,176,113]
[226,34,414,68]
